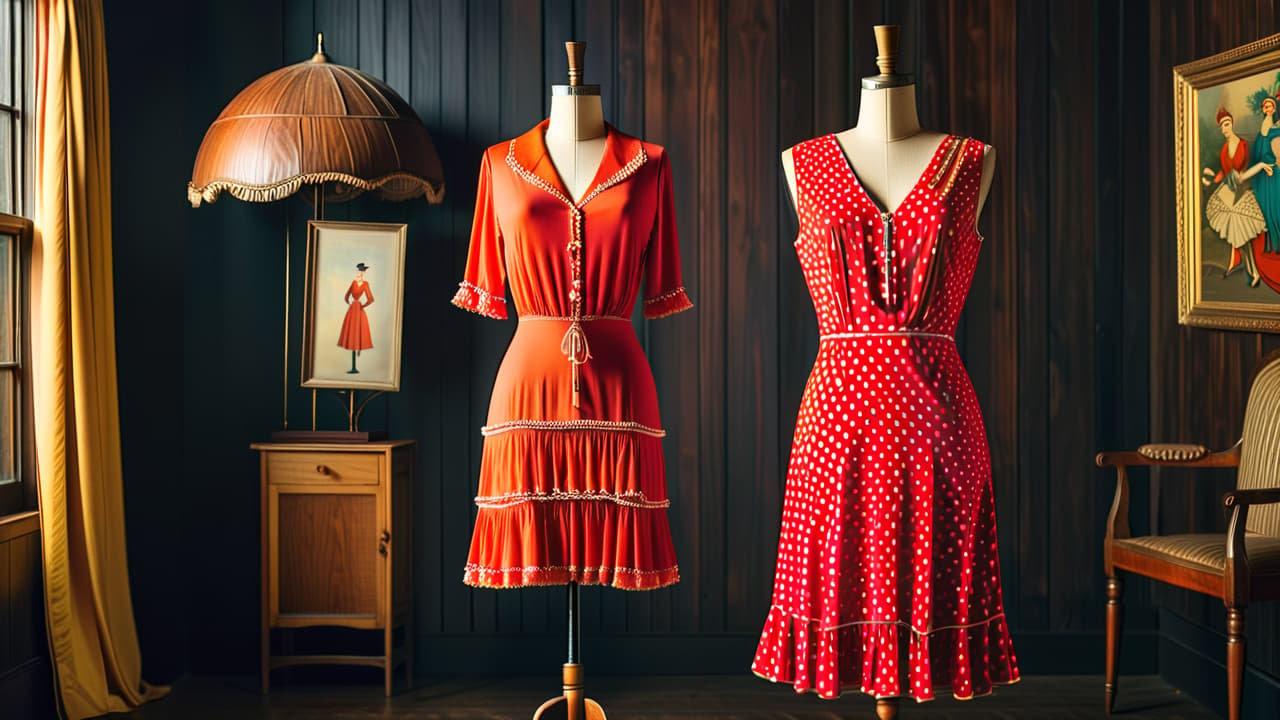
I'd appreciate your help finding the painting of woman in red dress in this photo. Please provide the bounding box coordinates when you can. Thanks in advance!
[337,263,374,373]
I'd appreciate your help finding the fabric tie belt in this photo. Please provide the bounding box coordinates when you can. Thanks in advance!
[818,330,955,342]
[519,314,630,407]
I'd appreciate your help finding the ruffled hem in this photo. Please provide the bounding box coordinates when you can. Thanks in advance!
[465,499,679,590]
[751,668,1022,703]
[451,281,508,319]
[750,605,1020,702]
[464,562,680,590]
[642,286,693,319]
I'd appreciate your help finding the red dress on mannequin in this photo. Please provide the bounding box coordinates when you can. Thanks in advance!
[752,134,1019,702]
[337,280,373,351]
[453,120,691,590]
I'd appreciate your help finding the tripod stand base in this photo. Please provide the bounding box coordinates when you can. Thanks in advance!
[532,696,605,720]
[532,663,607,720]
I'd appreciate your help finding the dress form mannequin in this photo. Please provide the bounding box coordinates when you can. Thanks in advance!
[545,42,607,202]
[777,26,998,720]
[782,26,996,230]
[533,43,610,720]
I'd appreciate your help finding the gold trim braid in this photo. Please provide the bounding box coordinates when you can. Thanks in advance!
[768,604,1010,637]
[519,314,628,322]
[926,136,962,188]
[475,489,671,509]
[481,418,667,437]
[463,562,680,590]
[644,286,688,306]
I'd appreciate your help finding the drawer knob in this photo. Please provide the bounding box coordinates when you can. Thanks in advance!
[315,464,331,476]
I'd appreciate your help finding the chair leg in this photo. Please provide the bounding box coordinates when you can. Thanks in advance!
[1226,607,1246,720]
[1105,575,1123,713]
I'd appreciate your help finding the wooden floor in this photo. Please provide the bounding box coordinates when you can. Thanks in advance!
[121,674,1216,719]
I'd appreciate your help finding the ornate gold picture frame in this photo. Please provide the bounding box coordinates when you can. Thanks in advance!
[1176,33,1280,332]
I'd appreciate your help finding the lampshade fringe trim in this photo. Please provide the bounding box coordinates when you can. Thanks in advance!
[188,171,445,207]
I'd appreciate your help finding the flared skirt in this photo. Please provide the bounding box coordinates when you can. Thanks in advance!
[464,317,679,590]
[752,335,1019,701]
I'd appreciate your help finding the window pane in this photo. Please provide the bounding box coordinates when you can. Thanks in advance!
[0,111,10,214]
[0,0,10,106]
[0,233,12,363]
[0,369,14,486]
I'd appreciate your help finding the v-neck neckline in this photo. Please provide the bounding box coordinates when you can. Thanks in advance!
[538,122,614,206]
[827,133,953,219]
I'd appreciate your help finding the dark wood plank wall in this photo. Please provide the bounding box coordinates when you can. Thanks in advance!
[0,525,49,717]
[163,0,1280,682]
[169,0,1140,674]
[0,529,39,674]
[220,0,1127,669]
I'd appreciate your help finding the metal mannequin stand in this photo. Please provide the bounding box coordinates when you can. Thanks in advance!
[532,583,607,720]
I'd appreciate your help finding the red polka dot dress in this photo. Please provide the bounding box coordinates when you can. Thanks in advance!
[752,134,1020,702]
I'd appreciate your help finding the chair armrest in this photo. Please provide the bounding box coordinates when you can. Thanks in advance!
[1224,488,1280,508]
[1099,441,1240,576]
[1222,485,1280,605]
[1096,441,1241,469]
[1222,487,1279,606]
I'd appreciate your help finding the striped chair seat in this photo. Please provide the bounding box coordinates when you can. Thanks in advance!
[1114,533,1280,575]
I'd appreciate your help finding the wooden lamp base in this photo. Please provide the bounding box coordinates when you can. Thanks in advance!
[532,663,607,720]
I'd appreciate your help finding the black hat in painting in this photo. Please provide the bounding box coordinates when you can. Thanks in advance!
[356,263,369,271]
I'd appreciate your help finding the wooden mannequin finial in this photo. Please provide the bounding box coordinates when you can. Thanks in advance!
[861,24,912,89]
[566,42,585,86]
[552,40,600,97]
[874,25,898,76]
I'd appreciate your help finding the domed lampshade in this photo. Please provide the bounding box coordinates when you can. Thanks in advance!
[188,35,445,207]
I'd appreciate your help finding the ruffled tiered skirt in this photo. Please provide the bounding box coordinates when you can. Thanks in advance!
[464,317,679,590]
[752,335,1019,700]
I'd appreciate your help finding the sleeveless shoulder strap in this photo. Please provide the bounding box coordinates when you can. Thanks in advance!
[789,135,834,223]
[928,137,987,228]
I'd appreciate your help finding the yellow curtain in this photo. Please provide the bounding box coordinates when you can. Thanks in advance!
[32,0,168,716]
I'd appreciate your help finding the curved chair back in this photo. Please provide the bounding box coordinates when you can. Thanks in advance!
[1239,352,1280,537]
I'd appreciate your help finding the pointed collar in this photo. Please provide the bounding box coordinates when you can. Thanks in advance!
[506,119,647,207]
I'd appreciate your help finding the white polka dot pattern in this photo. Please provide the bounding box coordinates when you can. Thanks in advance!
[751,135,1020,702]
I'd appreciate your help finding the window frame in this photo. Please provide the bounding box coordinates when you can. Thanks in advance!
[0,213,31,517]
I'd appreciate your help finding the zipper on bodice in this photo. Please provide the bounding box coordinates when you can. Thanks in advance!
[881,211,894,308]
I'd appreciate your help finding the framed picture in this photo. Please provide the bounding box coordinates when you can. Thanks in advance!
[1176,33,1280,332]
[302,220,407,390]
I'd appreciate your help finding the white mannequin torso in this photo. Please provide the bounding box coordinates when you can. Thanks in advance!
[782,85,996,229]
[545,94,607,202]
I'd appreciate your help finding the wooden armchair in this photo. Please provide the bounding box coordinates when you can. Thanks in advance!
[1097,351,1280,720]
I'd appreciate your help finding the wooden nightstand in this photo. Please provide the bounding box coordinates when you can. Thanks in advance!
[251,440,414,696]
